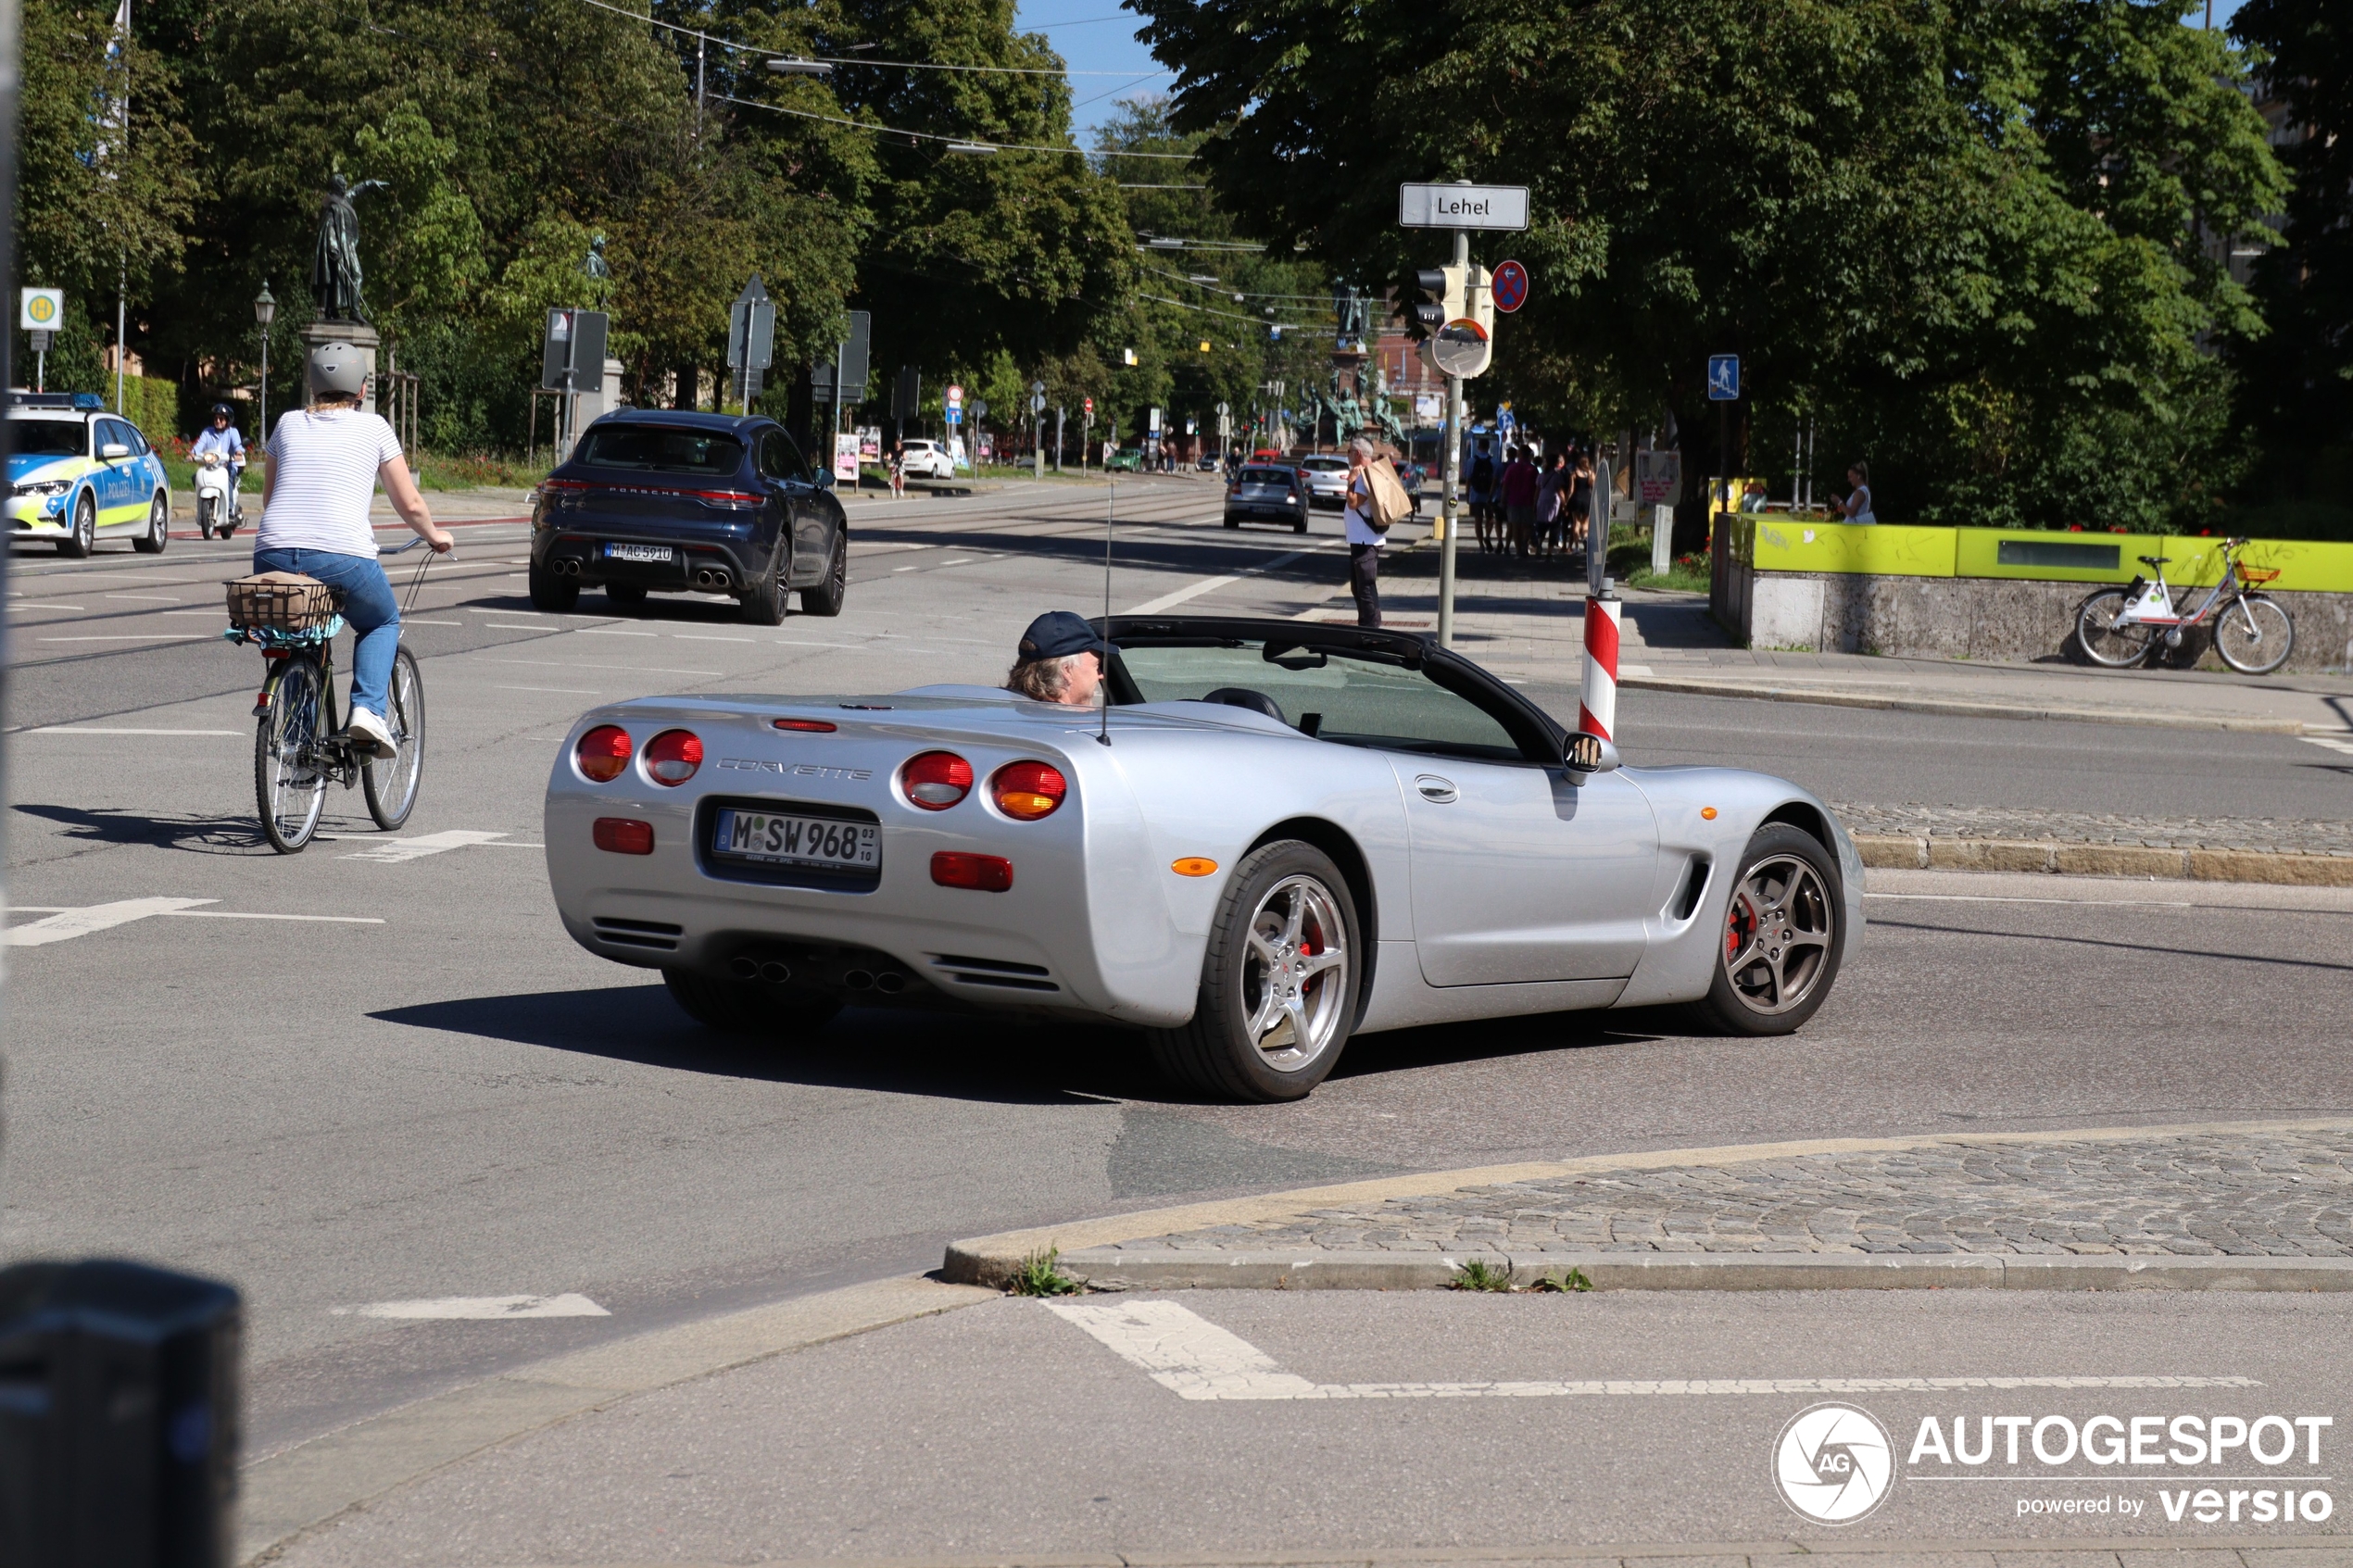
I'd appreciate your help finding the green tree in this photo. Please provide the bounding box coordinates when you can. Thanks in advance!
[1134,0,2284,531]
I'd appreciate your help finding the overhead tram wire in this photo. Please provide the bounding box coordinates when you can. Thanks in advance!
[573,0,1176,78]
[716,94,1195,158]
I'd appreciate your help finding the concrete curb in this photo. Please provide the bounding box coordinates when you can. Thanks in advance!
[941,1116,2353,1293]
[238,1274,996,1566]
[1619,671,2351,737]
[1854,833,2353,885]
[472,1537,2351,1565]
[1053,1248,2353,1294]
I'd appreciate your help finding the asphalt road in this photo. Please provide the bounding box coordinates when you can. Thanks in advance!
[5,477,2348,1509]
[276,1288,2353,1563]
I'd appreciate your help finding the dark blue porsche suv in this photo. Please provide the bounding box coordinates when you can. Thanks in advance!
[528,410,849,623]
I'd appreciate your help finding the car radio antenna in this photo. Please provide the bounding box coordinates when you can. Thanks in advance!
[1097,476,1114,746]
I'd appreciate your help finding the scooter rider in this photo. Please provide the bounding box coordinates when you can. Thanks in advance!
[256,343,453,757]
[192,402,246,517]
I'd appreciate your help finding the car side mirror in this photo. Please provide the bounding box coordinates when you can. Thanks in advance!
[1565,733,1620,775]
[812,467,834,489]
[101,442,131,459]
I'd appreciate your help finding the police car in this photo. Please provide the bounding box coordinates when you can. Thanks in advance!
[8,393,173,556]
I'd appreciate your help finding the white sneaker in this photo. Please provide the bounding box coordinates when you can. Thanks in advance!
[346,707,396,758]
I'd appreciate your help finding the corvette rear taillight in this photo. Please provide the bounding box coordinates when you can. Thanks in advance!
[593,818,654,854]
[931,851,1013,892]
[991,760,1067,821]
[900,750,973,809]
[576,725,632,782]
[643,729,703,785]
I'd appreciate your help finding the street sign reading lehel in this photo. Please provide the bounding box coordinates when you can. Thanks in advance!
[1491,260,1529,314]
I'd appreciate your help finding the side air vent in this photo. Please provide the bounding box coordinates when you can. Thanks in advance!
[928,954,1059,992]
[1670,858,1712,923]
[594,916,684,951]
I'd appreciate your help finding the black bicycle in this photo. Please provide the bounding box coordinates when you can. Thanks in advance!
[227,540,434,853]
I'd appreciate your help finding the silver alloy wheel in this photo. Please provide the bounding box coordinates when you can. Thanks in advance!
[1720,853,1835,1014]
[1240,872,1350,1073]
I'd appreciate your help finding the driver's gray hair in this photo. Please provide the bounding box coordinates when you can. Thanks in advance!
[1005,652,1088,701]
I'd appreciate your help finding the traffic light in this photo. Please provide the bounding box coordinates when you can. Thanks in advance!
[1411,266,1466,335]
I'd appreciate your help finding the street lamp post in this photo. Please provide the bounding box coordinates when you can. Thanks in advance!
[254,283,278,444]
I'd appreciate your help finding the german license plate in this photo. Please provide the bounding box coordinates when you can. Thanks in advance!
[604,542,673,563]
[711,809,878,870]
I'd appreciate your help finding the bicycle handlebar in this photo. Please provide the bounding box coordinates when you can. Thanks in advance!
[379,537,430,556]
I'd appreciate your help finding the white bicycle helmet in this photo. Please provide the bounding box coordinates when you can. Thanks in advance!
[307,341,369,401]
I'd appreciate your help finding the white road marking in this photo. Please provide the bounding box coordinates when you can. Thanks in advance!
[27,726,239,735]
[2302,734,2353,756]
[339,830,510,863]
[1043,1300,2261,1402]
[1126,574,1238,615]
[1126,541,1341,616]
[579,629,659,637]
[774,637,862,648]
[497,685,599,695]
[892,564,924,572]
[106,592,182,602]
[169,910,384,923]
[487,659,722,676]
[336,1293,610,1320]
[5,897,214,947]
[11,602,86,610]
[940,558,978,566]
[402,619,463,626]
[1866,892,2195,908]
[484,622,549,631]
[674,633,754,643]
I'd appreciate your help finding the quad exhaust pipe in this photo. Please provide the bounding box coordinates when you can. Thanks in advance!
[729,949,906,995]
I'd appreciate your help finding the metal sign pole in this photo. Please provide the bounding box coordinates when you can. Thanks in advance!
[1436,225,1468,650]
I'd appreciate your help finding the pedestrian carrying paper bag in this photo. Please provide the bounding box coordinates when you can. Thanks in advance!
[1362,458,1411,533]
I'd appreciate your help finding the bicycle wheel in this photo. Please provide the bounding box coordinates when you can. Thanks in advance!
[2076,589,2157,668]
[256,656,330,852]
[2214,594,2294,675]
[363,646,426,830]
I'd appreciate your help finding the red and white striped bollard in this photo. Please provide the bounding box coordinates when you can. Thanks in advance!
[1578,593,1621,739]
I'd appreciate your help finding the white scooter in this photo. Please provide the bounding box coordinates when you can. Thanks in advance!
[195,451,243,540]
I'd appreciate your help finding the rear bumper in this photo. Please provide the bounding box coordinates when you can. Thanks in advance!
[1224,505,1305,524]
[535,529,764,592]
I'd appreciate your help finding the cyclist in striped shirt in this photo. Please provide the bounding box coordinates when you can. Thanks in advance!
[256,342,453,757]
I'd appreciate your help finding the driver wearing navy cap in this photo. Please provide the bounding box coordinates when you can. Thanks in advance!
[1005,610,1105,706]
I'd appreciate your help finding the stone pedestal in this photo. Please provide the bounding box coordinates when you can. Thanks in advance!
[297,320,381,415]
[567,358,627,452]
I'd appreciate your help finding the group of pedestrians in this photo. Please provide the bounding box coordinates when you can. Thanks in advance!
[1468,442,1600,560]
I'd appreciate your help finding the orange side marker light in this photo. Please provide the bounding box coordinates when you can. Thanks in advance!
[1171,858,1218,877]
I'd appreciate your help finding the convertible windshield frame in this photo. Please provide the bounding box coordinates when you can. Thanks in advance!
[1101,616,1562,766]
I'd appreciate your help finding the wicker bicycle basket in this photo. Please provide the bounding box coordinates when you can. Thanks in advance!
[225,571,340,631]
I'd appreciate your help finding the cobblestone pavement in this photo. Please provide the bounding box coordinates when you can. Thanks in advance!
[1832,802,2353,858]
[1101,1130,2353,1260]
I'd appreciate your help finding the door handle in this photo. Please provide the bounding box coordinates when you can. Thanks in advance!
[1416,775,1457,803]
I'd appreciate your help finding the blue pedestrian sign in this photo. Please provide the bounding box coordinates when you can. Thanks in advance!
[1707,355,1741,401]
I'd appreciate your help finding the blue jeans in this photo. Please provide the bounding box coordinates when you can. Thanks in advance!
[253,546,398,719]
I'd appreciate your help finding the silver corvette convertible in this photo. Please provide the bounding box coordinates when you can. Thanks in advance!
[544,617,1862,1101]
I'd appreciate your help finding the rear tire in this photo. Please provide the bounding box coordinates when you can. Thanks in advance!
[362,646,426,830]
[663,969,842,1037]
[740,542,790,625]
[528,563,579,612]
[800,531,848,617]
[256,656,330,854]
[1145,840,1359,1101]
[134,492,169,553]
[1691,824,1844,1035]
[2076,589,2156,667]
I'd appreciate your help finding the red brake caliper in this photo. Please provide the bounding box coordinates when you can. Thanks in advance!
[1725,896,1755,964]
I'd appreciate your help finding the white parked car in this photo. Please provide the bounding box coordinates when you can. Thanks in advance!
[1296,454,1351,509]
[898,440,957,480]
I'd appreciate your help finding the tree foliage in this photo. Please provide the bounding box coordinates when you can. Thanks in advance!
[1135,0,2285,528]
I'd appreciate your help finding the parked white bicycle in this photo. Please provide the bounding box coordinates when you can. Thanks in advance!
[2076,537,2295,675]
